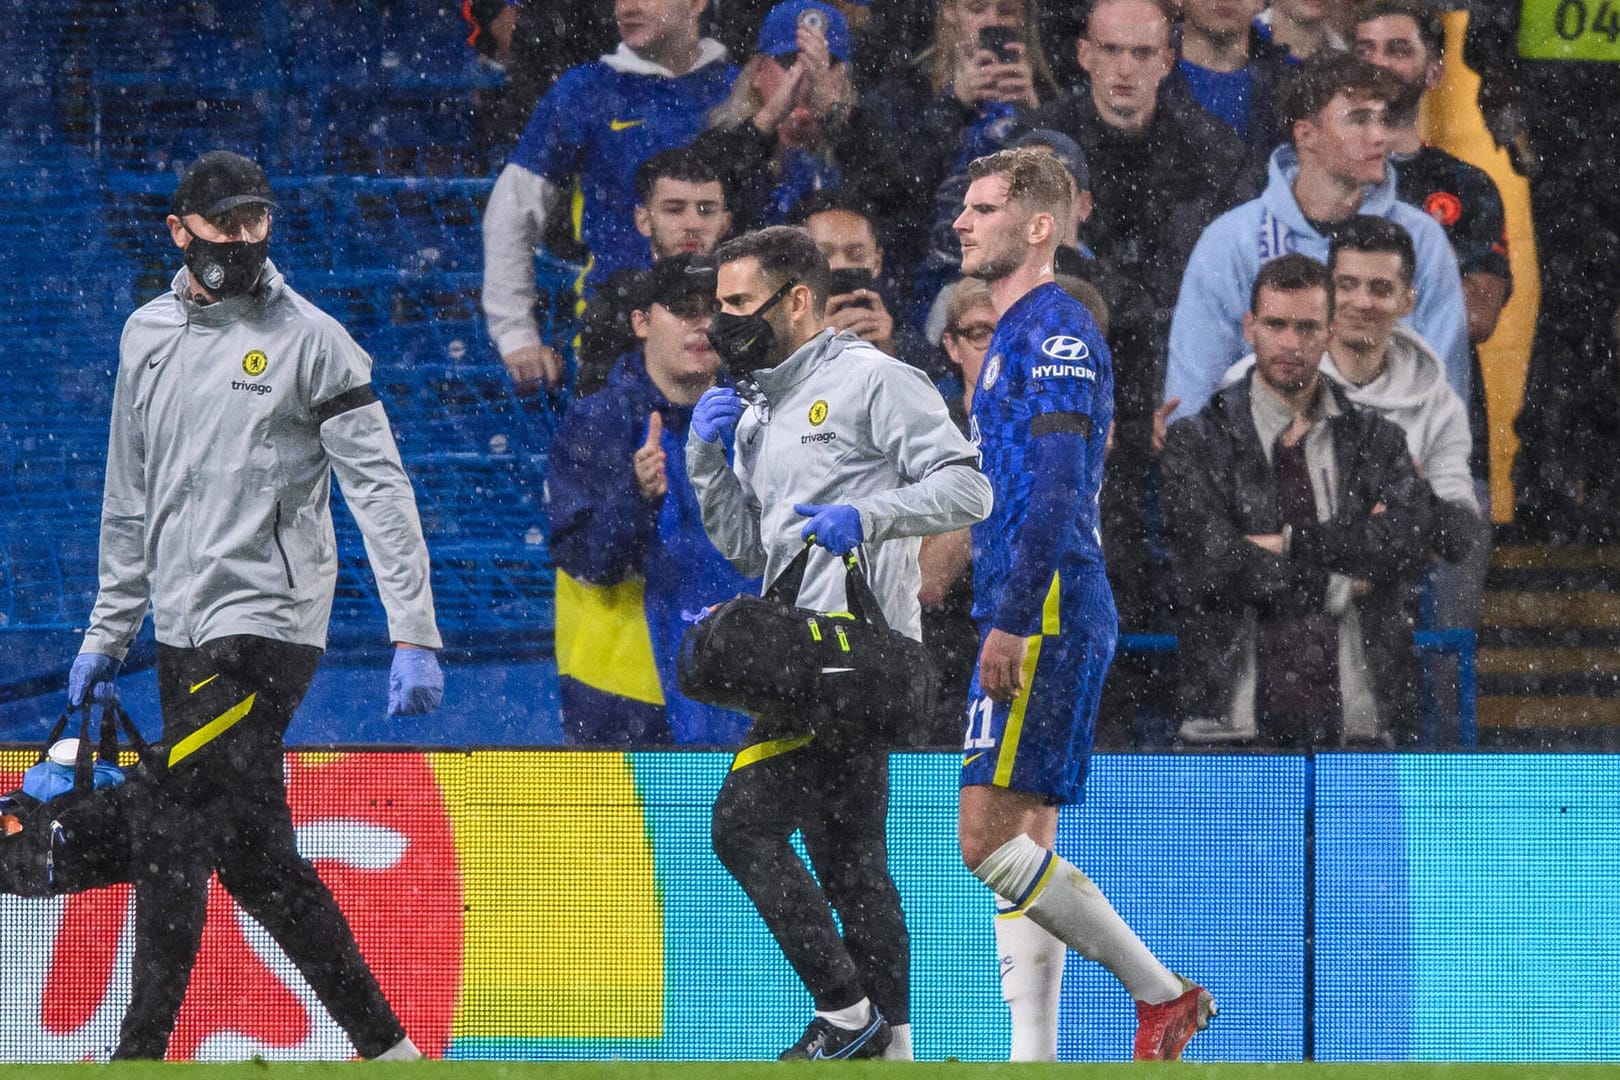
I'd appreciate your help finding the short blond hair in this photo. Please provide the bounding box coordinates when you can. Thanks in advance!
[966,147,1073,219]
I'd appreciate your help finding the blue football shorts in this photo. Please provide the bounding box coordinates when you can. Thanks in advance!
[960,572,1117,805]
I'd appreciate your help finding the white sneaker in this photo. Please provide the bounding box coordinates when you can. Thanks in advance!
[373,1036,424,1061]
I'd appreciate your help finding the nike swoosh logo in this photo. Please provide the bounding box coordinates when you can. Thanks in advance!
[964,752,985,766]
[148,354,167,369]
[819,667,856,674]
[189,673,219,694]
[609,119,644,131]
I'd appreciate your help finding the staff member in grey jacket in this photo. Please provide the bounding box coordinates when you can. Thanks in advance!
[66,151,443,1062]
[688,225,992,1061]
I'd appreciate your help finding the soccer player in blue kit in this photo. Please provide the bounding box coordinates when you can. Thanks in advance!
[952,147,1215,1061]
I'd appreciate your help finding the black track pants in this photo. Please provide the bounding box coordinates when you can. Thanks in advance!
[711,719,910,1026]
[114,635,405,1060]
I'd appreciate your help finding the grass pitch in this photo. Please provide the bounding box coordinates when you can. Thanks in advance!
[16,1063,1620,1079]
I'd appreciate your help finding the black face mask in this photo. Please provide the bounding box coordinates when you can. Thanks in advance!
[183,234,268,299]
[707,278,797,371]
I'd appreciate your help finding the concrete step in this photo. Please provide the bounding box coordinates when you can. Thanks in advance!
[1476,545,1620,739]
[1478,696,1620,730]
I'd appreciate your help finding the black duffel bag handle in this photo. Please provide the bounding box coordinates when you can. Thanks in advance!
[35,698,152,797]
[763,542,891,633]
[679,540,939,745]
[0,699,152,897]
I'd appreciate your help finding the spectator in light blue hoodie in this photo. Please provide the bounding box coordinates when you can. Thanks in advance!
[1163,53,1467,426]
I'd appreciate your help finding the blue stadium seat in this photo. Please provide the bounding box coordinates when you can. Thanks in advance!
[0,5,572,641]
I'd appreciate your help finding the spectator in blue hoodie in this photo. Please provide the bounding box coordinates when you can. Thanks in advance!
[1163,53,1468,426]
[481,0,737,393]
[547,255,758,745]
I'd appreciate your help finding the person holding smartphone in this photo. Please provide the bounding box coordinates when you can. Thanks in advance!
[788,189,948,380]
[691,0,924,262]
[865,0,1061,261]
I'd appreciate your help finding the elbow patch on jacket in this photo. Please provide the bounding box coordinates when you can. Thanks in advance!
[314,384,379,426]
[1030,411,1093,439]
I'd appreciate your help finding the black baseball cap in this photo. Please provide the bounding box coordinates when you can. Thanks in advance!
[171,150,277,219]
[633,254,718,312]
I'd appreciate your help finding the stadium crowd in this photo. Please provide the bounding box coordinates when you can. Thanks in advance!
[27,0,1620,1063]
[467,0,1620,750]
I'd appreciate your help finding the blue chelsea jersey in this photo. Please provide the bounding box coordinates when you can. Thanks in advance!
[510,58,738,292]
[969,282,1114,623]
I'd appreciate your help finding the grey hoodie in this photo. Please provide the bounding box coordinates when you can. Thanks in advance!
[1320,326,1477,512]
[686,329,992,642]
[81,262,441,660]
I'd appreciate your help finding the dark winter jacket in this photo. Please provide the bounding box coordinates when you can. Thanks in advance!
[865,55,1036,229]
[1169,27,1296,175]
[1023,83,1261,318]
[1160,374,1435,741]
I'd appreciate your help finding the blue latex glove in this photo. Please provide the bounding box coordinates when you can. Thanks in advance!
[388,647,444,717]
[795,503,864,555]
[67,652,120,707]
[691,387,744,444]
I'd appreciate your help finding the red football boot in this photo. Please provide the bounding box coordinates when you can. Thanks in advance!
[1133,977,1217,1061]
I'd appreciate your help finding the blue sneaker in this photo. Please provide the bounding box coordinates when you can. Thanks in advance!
[778,1009,892,1060]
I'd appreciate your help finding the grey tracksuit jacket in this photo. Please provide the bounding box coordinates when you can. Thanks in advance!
[686,329,993,642]
[80,262,441,660]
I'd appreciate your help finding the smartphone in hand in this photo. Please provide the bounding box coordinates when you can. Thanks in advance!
[828,266,877,307]
[978,25,1020,63]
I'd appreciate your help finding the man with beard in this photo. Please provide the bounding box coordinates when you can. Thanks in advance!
[574,148,734,396]
[686,226,990,1059]
[1162,253,1435,747]
[952,147,1213,1061]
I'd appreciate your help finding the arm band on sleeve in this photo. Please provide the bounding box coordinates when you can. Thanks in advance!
[990,429,1088,635]
[1030,411,1093,439]
[314,384,379,425]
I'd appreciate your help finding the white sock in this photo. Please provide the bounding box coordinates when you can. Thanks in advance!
[882,1022,914,1060]
[995,904,1065,1061]
[974,833,1181,1004]
[815,997,872,1031]
[372,1035,423,1061]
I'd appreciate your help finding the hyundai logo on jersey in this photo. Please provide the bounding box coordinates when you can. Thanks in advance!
[1041,335,1091,361]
